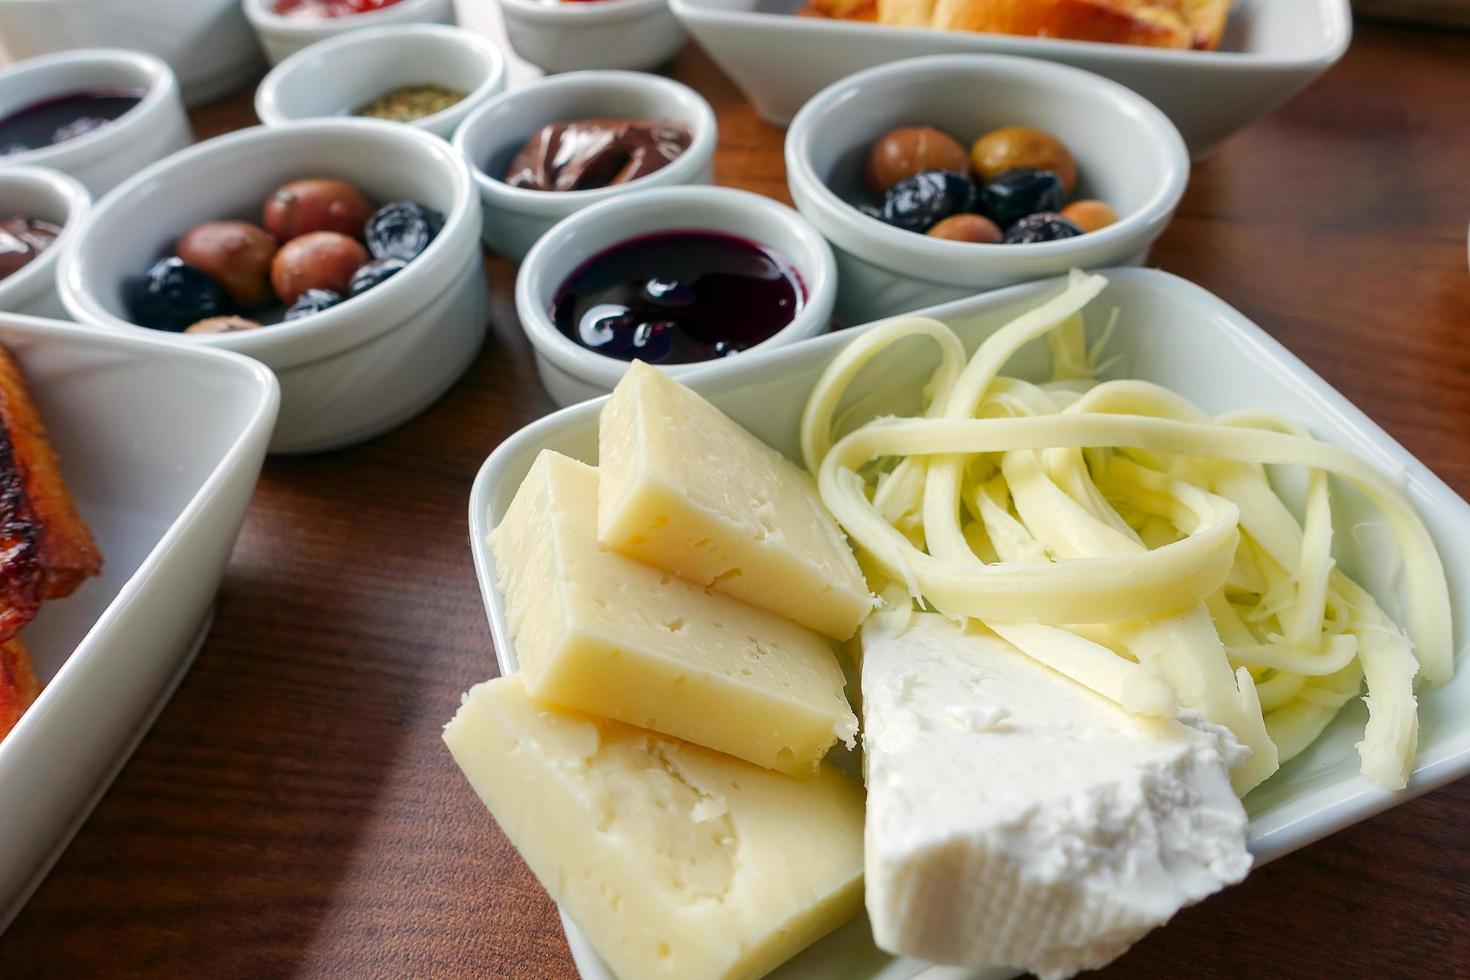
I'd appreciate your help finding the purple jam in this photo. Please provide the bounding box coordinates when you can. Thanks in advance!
[550,231,805,364]
[0,88,145,158]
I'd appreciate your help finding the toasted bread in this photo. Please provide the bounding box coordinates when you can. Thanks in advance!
[861,0,1230,50]
[0,636,38,739]
[0,346,101,607]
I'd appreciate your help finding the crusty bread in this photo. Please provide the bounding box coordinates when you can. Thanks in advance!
[0,637,38,740]
[814,0,1232,50]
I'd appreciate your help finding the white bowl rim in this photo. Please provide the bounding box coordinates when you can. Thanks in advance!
[667,0,1353,70]
[453,70,717,216]
[500,0,667,22]
[786,53,1189,265]
[243,0,450,33]
[254,22,506,132]
[0,166,91,308]
[515,184,837,386]
[58,117,477,357]
[0,48,178,169]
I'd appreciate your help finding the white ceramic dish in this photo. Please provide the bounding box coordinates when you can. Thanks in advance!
[515,185,836,406]
[243,0,457,66]
[787,54,1188,323]
[0,0,264,108]
[671,0,1351,159]
[469,267,1470,979]
[0,49,191,196]
[453,70,716,261]
[0,312,278,934]
[0,167,90,319]
[59,119,486,455]
[255,23,506,139]
[497,0,686,74]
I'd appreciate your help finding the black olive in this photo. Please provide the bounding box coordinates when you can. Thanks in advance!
[126,257,231,332]
[1002,212,1085,244]
[284,288,343,321]
[978,168,1066,231]
[856,203,884,222]
[364,201,444,262]
[880,170,976,234]
[349,257,408,297]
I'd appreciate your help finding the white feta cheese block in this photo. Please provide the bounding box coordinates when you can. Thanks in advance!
[861,613,1252,980]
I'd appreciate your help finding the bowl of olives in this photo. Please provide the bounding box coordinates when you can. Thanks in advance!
[785,54,1188,323]
[59,118,485,454]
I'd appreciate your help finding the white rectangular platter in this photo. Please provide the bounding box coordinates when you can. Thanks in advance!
[669,0,1351,158]
[468,268,1470,979]
[0,314,278,932]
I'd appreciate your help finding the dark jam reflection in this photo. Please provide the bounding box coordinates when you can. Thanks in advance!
[0,88,146,158]
[551,231,805,365]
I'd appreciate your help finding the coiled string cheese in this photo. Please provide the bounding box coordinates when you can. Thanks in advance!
[800,271,1452,793]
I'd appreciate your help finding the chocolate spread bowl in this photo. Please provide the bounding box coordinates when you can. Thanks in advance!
[451,70,716,262]
[0,167,90,318]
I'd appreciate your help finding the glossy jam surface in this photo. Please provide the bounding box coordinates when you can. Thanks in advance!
[273,0,405,17]
[0,89,144,157]
[551,231,805,365]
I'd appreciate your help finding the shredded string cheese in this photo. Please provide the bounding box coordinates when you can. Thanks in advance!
[801,271,1452,793]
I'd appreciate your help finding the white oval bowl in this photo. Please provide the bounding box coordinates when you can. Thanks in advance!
[515,185,836,407]
[0,167,90,319]
[0,0,263,108]
[786,53,1189,323]
[243,0,457,66]
[59,119,486,454]
[0,49,191,196]
[498,0,686,74]
[255,23,506,139]
[452,70,716,262]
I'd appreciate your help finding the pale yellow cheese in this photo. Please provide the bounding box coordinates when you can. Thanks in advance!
[489,450,857,776]
[444,676,866,980]
[598,362,873,640]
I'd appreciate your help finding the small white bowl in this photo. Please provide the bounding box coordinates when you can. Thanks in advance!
[243,0,457,66]
[515,185,836,407]
[0,49,192,197]
[0,0,264,108]
[0,167,90,319]
[255,24,506,139]
[59,119,487,455]
[786,54,1189,323]
[498,0,686,74]
[453,70,716,262]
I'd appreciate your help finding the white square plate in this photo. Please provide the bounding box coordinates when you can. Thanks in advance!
[0,314,278,932]
[467,268,1470,979]
[669,0,1351,158]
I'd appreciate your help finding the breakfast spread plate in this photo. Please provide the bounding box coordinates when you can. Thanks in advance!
[463,268,1470,979]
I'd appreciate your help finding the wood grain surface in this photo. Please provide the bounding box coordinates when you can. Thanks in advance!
[3,12,1470,980]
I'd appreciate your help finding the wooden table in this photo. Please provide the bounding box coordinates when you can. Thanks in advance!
[4,13,1470,980]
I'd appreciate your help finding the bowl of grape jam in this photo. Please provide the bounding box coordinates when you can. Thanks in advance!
[516,185,835,407]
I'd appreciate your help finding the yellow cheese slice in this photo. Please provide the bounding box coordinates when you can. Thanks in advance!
[444,676,866,980]
[489,449,858,776]
[598,362,873,639]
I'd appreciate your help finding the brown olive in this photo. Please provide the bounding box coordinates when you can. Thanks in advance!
[264,178,375,241]
[864,127,970,196]
[176,221,278,308]
[270,232,369,306]
[926,213,1002,244]
[970,127,1077,195]
[1060,199,1119,234]
[185,315,265,335]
